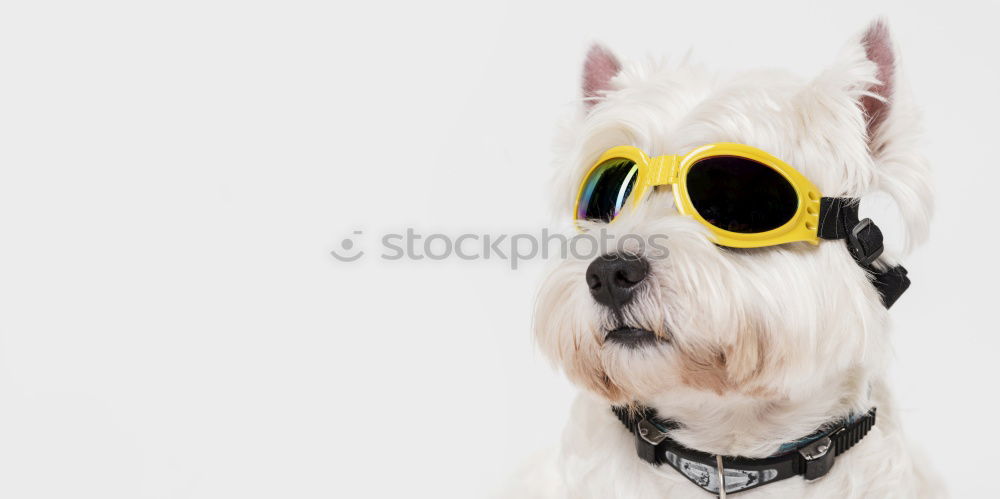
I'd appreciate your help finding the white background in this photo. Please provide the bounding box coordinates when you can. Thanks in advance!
[0,1,997,497]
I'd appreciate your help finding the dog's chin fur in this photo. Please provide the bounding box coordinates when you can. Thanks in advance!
[511,20,944,498]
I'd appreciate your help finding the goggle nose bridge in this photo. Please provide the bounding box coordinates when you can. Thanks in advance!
[648,155,681,186]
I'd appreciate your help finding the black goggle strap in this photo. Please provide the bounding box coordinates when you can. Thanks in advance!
[817,197,910,309]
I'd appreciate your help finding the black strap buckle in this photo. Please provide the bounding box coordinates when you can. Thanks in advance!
[799,434,837,480]
[818,198,884,266]
[818,198,909,308]
[847,218,884,266]
[635,417,668,463]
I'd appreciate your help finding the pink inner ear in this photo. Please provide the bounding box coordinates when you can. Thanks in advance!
[582,44,622,108]
[860,20,895,138]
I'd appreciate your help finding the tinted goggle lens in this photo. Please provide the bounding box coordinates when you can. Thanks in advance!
[577,157,639,222]
[685,156,798,233]
[577,154,799,234]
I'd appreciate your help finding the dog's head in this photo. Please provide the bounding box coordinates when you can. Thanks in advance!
[534,21,931,448]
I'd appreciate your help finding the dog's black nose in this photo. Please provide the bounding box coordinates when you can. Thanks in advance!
[586,253,649,309]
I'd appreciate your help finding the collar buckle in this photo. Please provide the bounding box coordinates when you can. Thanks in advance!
[635,417,668,463]
[799,434,836,480]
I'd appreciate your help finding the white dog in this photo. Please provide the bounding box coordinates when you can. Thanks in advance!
[512,20,943,498]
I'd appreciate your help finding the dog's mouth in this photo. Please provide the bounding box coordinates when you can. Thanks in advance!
[604,326,667,348]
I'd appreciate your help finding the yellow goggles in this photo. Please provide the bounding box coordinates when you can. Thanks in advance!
[574,143,823,249]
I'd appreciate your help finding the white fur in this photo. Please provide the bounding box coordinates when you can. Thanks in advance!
[510,21,944,498]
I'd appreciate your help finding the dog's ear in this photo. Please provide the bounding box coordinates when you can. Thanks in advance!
[582,44,621,110]
[816,19,933,253]
[858,19,895,148]
[856,20,932,253]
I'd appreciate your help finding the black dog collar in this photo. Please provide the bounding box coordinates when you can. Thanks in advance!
[818,197,909,308]
[613,406,876,496]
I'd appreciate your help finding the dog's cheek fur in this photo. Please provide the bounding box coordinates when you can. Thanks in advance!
[675,348,732,394]
[672,329,771,396]
[533,257,628,402]
[569,344,626,402]
[660,275,774,396]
